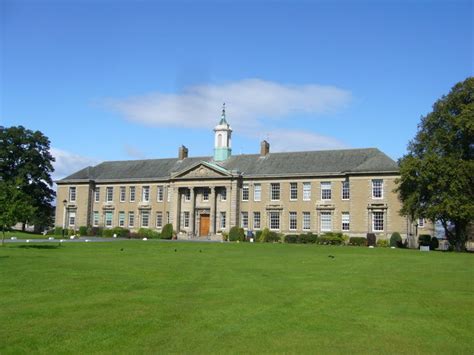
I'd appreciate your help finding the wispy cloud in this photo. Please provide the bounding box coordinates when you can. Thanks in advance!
[104,78,351,131]
[263,129,348,152]
[51,148,99,180]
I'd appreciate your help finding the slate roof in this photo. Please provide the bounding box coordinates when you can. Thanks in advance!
[58,148,399,183]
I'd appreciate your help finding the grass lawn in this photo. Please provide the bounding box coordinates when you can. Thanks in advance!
[1,231,54,240]
[0,242,472,354]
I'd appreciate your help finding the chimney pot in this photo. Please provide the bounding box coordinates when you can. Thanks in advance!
[179,145,188,160]
[260,140,270,156]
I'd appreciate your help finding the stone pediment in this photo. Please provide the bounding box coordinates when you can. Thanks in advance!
[172,161,233,180]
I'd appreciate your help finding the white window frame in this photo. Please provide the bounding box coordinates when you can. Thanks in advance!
[157,186,164,202]
[94,187,100,202]
[289,211,297,231]
[321,182,332,200]
[118,211,125,227]
[120,186,126,202]
[184,189,191,202]
[220,188,227,201]
[320,211,332,232]
[253,212,261,230]
[290,182,298,201]
[342,181,350,200]
[142,186,150,203]
[341,212,350,231]
[269,211,280,230]
[128,212,135,227]
[242,184,249,201]
[105,211,113,227]
[254,184,261,201]
[372,211,384,232]
[270,183,280,201]
[183,211,190,228]
[69,187,76,202]
[167,186,171,202]
[303,212,311,230]
[106,187,114,203]
[156,212,163,228]
[129,186,136,202]
[141,211,150,228]
[220,212,226,229]
[93,211,99,227]
[241,211,249,228]
[372,179,383,199]
[303,182,311,201]
[68,211,76,226]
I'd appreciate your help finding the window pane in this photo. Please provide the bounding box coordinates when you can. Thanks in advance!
[373,212,384,231]
[289,212,297,230]
[320,212,332,232]
[271,183,280,201]
[290,182,298,200]
[372,179,383,199]
[341,212,350,231]
[253,212,261,229]
[254,184,261,201]
[303,212,311,230]
[303,182,311,201]
[342,181,350,200]
[321,182,332,200]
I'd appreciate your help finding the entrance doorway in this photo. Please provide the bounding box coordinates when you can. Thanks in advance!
[199,214,210,236]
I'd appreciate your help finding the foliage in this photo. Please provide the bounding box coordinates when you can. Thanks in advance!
[396,78,474,251]
[161,223,174,239]
[87,227,103,237]
[376,239,389,247]
[54,226,64,236]
[221,231,229,241]
[0,179,36,245]
[255,230,263,240]
[0,126,56,231]
[390,232,402,247]
[349,237,367,246]
[259,228,280,243]
[299,232,318,244]
[318,232,345,245]
[418,234,432,247]
[284,234,298,243]
[430,236,440,250]
[229,226,245,241]
[78,226,88,236]
[137,228,160,239]
[366,233,376,246]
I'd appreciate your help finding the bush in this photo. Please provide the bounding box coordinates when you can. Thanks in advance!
[91,227,103,237]
[299,233,318,244]
[259,228,281,243]
[397,239,408,248]
[102,229,114,238]
[221,231,229,241]
[112,227,130,238]
[430,236,439,250]
[229,226,245,242]
[161,224,174,239]
[366,233,376,246]
[418,234,432,247]
[390,232,402,247]
[54,227,64,236]
[137,228,160,239]
[128,232,141,239]
[255,230,263,240]
[318,232,344,245]
[284,234,298,243]
[67,229,75,236]
[377,239,388,247]
[349,237,367,246]
[78,226,88,236]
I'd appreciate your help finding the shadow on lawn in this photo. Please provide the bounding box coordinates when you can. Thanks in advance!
[15,245,60,250]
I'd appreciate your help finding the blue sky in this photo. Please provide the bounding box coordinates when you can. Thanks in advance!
[1,0,472,179]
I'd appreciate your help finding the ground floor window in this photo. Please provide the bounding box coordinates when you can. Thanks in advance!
[320,211,332,232]
[220,212,226,229]
[303,212,311,230]
[372,211,384,232]
[241,212,249,228]
[93,211,99,227]
[128,212,135,227]
[269,212,280,230]
[141,211,150,227]
[341,212,350,231]
[418,218,424,228]
[289,212,297,230]
[253,212,261,229]
[105,211,113,227]
[156,212,163,228]
[118,211,125,227]
[183,211,190,228]
[68,211,76,227]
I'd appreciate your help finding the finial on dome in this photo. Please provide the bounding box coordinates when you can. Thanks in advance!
[219,102,228,125]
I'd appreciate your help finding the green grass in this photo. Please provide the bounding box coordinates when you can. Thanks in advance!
[1,230,53,240]
[1,242,472,354]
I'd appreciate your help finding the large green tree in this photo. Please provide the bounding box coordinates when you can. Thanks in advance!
[397,77,474,251]
[0,126,55,231]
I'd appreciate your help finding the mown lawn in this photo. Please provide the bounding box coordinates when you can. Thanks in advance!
[1,231,53,240]
[0,242,472,354]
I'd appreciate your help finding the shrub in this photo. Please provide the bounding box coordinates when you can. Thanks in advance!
[284,234,298,243]
[54,227,64,236]
[259,228,280,243]
[418,234,432,247]
[366,233,376,246]
[397,239,408,248]
[318,232,344,245]
[161,224,174,239]
[111,227,130,238]
[349,237,367,246]
[67,229,75,236]
[430,236,439,250]
[137,228,160,239]
[390,232,402,247]
[92,227,103,237]
[221,231,229,241]
[255,230,263,240]
[299,233,318,244]
[377,239,388,247]
[102,229,114,238]
[128,232,141,239]
[229,226,245,242]
[78,226,88,236]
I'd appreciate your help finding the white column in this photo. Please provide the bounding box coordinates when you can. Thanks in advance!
[210,187,216,235]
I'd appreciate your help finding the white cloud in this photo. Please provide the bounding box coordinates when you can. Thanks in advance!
[260,129,348,152]
[104,78,351,131]
[50,148,99,181]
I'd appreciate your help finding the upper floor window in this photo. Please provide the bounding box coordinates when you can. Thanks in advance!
[142,186,150,202]
[167,186,171,202]
[418,218,424,228]
[242,184,249,201]
[303,182,311,201]
[321,182,332,200]
[129,186,136,202]
[94,187,100,202]
[106,187,113,202]
[271,183,280,201]
[69,187,76,202]
[372,179,383,199]
[120,186,126,202]
[342,181,350,200]
[184,189,191,202]
[157,185,164,202]
[221,188,227,201]
[203,189,209,201]
[254,184,261,201]
[290,182,298,200]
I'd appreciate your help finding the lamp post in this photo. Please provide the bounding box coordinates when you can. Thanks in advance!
[62,199,67,239]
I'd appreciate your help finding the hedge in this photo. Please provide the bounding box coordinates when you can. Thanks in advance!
[161,224,174,239]
[349,237,366,246]
[229,226,245,241]
[318,232,344,245]
[418,234,432,247]
[259,228,281,243]
[390,232,402,247]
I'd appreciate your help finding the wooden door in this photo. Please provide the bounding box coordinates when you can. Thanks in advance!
[200,214,210,236]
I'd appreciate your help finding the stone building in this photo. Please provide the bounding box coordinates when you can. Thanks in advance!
[55,105,433,240]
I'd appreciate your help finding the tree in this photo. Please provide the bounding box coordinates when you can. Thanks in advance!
[0,126,55,231]
[396,77,474,251]
[0,180,36,246]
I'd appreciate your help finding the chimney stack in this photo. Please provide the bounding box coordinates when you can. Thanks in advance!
[178,145,188,160]
[260,140,270,157]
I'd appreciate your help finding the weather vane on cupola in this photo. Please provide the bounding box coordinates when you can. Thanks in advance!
[219,102,228,125]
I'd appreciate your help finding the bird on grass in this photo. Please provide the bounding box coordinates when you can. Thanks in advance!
[120,248,124,252]
[328,255,335,259]
[174,249,177,252]
[199,250,202,253]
